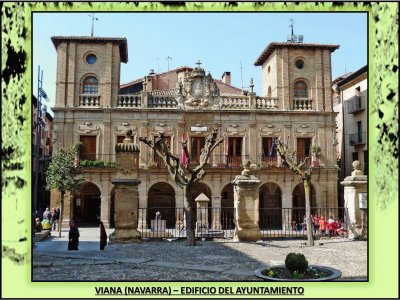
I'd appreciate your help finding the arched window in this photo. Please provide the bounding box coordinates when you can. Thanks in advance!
[82,76,99,94]
[294,80,308,98]
[267,86,272,97]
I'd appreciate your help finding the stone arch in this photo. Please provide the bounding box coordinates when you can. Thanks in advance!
[221,183,235,229]
[147,182,176,228]
[292,182,316,224]
[259,182,282,229]
[73,181,101,226]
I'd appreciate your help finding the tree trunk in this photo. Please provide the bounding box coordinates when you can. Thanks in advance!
[183,186,196,246]
[303,178,314,246]
[58,191,64,238]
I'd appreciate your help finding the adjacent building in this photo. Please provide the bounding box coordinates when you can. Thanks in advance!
[50,35,340,229]
[333,65,368,206]
[33,95,54,213]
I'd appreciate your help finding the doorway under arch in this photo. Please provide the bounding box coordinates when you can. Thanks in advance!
[221,183,235,229]
[73,181,101,226]
[292,182,316,224]
[148,182,176,228]
[259,182,282,229]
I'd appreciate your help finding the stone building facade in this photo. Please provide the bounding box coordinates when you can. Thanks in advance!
[50,35,340,229]
[333,65,368,206]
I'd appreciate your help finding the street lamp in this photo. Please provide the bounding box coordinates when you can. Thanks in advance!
[33,66,49,224]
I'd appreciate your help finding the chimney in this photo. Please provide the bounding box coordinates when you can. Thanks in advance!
[149,69,155,75]
[221,71,231,85]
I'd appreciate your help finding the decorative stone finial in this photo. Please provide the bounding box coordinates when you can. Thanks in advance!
[351,160,363,176]
[115,129,139,153]
[123,129,133,144]
[241,160,251,176]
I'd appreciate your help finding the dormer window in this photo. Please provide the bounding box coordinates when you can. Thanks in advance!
[82,76,99,94]
[294,80,308,98]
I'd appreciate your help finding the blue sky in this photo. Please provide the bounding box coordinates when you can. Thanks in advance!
[33,12,367,113]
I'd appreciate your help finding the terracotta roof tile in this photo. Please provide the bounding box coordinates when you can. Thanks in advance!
[254,42,340,66]
[51,36,128,63]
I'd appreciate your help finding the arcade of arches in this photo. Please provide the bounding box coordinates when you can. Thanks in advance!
[70,180,317,229]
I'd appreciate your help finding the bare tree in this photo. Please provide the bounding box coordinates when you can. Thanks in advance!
[139,129,223,246]
[274,139,314,246]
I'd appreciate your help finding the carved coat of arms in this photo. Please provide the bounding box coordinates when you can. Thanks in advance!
[177,65,220,109]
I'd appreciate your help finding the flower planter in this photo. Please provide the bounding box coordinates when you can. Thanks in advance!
[254,265,342,281]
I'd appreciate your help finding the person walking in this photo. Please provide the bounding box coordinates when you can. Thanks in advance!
[100,221,107,250]
[42,208,52,223]
[68,220,80,251]
[51,207,60,231]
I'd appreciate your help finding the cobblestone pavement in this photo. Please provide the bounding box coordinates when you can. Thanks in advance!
[33,228,367,281]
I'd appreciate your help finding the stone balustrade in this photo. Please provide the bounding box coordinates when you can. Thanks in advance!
[256,96,278,109]
[293,97,313,110]
[148,95,178,108]
[219,95,249,109]
[79,94,100,107]
[117,94,142,107]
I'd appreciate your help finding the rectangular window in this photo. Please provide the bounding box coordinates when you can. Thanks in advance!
[80,135,96,161]
[357,121,362,143]
[191,137,205,164]
[363,150,368,175]
[296,138,312,162]
[153,136,170,166]
[227,137,242,167]
[262,137,277,161]
[352,152,359,162]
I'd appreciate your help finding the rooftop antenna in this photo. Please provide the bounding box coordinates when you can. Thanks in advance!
[166,56,172,71]
[289,17,295,36]
[88,13,98,37]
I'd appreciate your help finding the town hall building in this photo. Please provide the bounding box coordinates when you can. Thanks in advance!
[50,34,340,231]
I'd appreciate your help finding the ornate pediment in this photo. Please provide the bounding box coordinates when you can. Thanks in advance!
[177,61,220,109]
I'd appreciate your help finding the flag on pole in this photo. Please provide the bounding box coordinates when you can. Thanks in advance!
[39,88,48,99]
[225,135,229,156]
[269,138,276,159]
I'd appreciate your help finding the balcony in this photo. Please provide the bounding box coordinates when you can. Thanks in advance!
[292,98,313,110]
[256,96,278,109]
[117,94,141,107]
[347,96,365,114]
[79,94,100,107]
[349,132,367,146]
[78,153,118,169]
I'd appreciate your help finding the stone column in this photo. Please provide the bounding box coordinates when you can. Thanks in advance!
[195,193,210,234]
[233,161,261,241]
[281,193,293,231]
[138,195,148,230]
[100,195,111,229]
[211,196,222,230]
[340,161,367,239]
[109,130,141,243]
[61,191,73,228]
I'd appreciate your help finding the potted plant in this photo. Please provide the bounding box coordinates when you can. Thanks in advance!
[254,252,342,281]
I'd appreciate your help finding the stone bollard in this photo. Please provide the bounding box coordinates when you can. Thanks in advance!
[195,193,210,234]
[109,130,141,244]
[340,160,368,239]
[233,160,261,242]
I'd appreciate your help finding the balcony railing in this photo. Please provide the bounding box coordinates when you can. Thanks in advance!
[78,153,118,169]
[256,96,278,109]
[219,95,249,109]
[79,94,100,107]
[148,94,178,108]
[347,96,365,114]
[349,132,366,146]
[293,97,312,110]
[117,94,141,107]
[148,154,252,169]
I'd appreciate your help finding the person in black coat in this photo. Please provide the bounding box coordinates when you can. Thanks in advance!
[100,221,107,250]
[68,220,80,250]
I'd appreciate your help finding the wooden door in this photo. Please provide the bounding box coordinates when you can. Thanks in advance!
[297,138,311,162]
[80,135,96,160]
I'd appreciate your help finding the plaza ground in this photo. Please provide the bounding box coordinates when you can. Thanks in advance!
[32,227,367,281]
